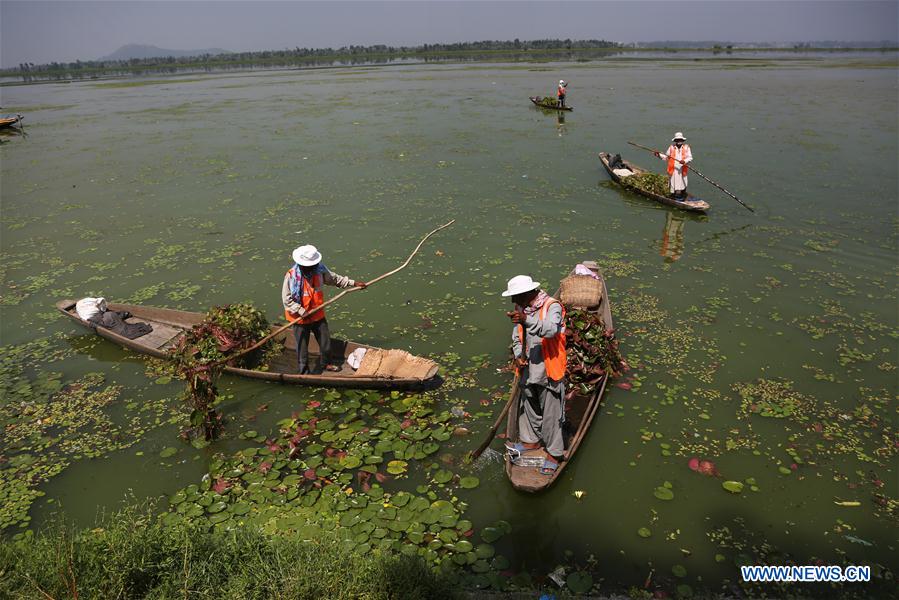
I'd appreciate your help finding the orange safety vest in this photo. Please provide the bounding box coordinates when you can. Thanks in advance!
[284,270,326,325]
[516,298,567,382]
[667,144,690,176]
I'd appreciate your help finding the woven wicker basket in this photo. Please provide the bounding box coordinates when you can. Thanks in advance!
[560,274,603,308]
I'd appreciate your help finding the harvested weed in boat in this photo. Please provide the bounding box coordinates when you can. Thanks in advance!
[161,303,274,440]
[539,96,560,107]
[622,172,669,196]
[565,309,625,396]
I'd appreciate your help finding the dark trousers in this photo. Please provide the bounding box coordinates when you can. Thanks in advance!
[558,95,565,107]
[293,318,332,374]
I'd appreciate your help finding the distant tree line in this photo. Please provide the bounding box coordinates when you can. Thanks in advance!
[5,39,619,78]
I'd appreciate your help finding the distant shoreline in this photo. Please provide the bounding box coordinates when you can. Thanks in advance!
[2,46,896,87]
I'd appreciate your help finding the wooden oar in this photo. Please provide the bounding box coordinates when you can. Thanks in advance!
[207,219,455,369]
[628,141,754,213]
[469,368,521,461]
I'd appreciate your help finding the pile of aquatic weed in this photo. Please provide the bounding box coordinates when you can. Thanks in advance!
[0,503,459,600]
[565,309,626,396]
[622,172,670,197]
[151,303,275,441]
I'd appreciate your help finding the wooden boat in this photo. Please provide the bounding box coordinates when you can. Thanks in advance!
[599,152,710,213]
[504,261,612,492]
[56,300,440,389]
[529,96,573,111]
[0,115,23,129]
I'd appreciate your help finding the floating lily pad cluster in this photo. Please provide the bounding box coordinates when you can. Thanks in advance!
[0,369,112,530]
[0,336,180,534]
[565,309,626,396]
[158,386,522,589]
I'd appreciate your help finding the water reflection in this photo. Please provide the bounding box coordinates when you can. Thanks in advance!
[659,211,686,262]
[0,123,26,142]
[556,112,566,137]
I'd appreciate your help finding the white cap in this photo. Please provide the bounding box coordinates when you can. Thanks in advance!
[559,80,566,85]
[501,275,541,297]
[292,244,322,266]
[672,132,686,141]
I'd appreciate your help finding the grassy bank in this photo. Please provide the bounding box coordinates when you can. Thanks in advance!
[0,504,460,600]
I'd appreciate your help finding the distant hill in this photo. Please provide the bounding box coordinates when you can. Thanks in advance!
[98,44,231,61]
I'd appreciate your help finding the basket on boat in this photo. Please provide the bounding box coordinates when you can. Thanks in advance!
[354,348,438,379]
[560,274,603,309]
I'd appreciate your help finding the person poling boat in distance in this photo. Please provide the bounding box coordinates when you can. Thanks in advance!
[282,245,367,374]
[502,275,567,476]
[557,79,568,108]
[654,132,693,200]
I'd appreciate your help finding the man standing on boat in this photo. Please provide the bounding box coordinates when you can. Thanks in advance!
[557,80,568,108]
[655,132,692,199]
[503,275,567,475]
[282,245,366,374]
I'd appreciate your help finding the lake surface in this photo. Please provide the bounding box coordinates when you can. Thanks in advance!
[1,54,897,597]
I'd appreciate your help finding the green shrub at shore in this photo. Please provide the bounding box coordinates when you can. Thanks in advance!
[0,504,460,600]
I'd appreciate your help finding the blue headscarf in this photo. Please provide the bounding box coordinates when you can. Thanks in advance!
[288,263,327,301]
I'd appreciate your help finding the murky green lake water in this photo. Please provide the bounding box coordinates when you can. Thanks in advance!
[2,55,897,596]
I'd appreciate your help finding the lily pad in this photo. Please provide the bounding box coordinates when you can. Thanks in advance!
[653,486,675,501]
[637,527,652,538]
[459,476,480,489]
[722,481,744,494]
[566,571,593,594]
[387,460,408,475]
[455,540,473,553]
[433,469,453,484]
[672,564,687,578]
[474,543,495,559]
[481,527,502,543]
[159,447,178,458]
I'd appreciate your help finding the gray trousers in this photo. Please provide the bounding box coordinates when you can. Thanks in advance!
[518,382,565,458]
[293,318,332,374]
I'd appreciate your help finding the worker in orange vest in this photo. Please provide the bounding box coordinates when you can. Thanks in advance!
[281,245,366,374]
[655,131,693,199]
[557,79,568,108]
[502,275,567,475]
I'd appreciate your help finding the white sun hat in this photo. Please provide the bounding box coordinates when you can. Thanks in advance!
[559,79,566,85]
[292,244,322,266]
[502,275,541,297]
[672,131,686,141]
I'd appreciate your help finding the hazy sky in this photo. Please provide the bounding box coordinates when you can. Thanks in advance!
[1,1,897,67]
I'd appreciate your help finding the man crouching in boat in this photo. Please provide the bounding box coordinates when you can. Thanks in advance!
[655,131,692,199]
[503,275,567,476]
[282,245,366,374]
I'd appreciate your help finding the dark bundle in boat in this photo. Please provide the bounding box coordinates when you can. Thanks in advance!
[539,96,560,107]
[565,310,625,398]
[161,303,275,440]
[621,172,669,196]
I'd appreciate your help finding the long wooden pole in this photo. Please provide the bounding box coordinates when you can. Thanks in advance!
[209,219,455,368]
[628,141,754,213]
[469,368,520,461]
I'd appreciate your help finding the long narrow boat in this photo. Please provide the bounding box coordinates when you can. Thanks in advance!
[56,300,440,389]
[599,151,710,213]
[529,96,573,111]
[0,115,23,129]
[504,261,613,492]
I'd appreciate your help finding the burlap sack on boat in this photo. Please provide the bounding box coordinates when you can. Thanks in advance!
[560,274,603,309]
[355,348,438,379]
